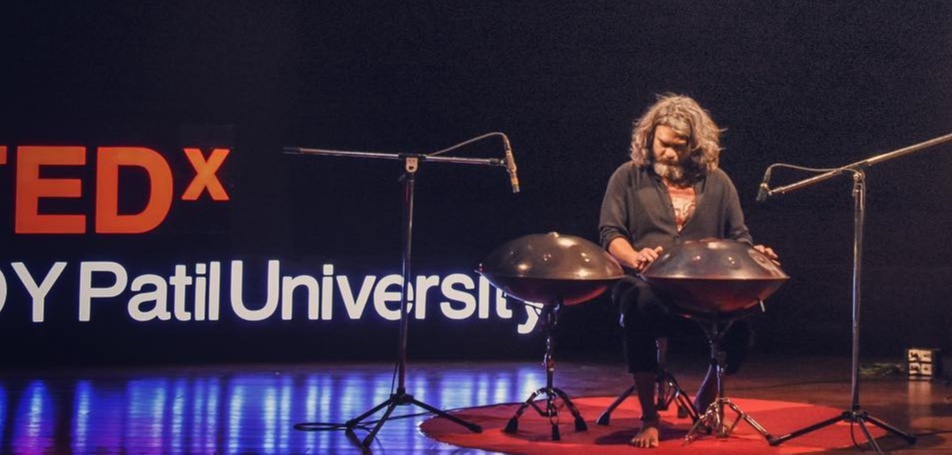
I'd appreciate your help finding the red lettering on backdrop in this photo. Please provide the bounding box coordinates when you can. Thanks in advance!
[10,145,228,234]
[15,146,87,233]
[182,148,230,201]
[95,147,173,234]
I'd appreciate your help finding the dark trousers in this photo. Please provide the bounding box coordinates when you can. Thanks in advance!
[614,275,751,374]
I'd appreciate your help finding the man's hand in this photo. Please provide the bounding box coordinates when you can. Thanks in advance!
[607,238,664,272]
[753,245,780,265]
[634,246,664,271]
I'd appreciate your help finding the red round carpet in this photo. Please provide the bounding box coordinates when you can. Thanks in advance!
[421,396,885,454]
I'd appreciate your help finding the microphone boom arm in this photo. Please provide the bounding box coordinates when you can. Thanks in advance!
[283,146,507,168]
[763,131,952,199]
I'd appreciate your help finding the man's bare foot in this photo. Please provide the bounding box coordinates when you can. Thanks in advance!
[629,420,660,448]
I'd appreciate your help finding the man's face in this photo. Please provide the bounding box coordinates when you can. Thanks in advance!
[651,124,691,182]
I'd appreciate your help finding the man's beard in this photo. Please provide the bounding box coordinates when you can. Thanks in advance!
[653,158,703,186]
[653,161,686,184]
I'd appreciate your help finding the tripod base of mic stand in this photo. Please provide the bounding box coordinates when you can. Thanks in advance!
[768,409,916,454]
[343,390,482,447]
[503,386,588,441]
[685,397,773,444]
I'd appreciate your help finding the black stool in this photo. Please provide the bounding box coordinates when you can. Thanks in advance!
[596,338,698,426]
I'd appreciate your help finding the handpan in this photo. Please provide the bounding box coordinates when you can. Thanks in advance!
[478,232,624,305]
[641,238,788,314]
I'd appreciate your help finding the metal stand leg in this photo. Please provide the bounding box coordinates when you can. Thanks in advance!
[595,384,635,426]
[504,303,587,440]
[659,370,700,422]
[769,410,917,451]
[687,397,773,443]
[344,391,483,446]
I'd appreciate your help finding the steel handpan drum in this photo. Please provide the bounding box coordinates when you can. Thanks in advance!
[478,232,624,305]
[641,239,788,315]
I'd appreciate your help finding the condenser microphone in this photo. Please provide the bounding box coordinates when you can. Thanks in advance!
[756,167,772,202]
[503,136,520,193]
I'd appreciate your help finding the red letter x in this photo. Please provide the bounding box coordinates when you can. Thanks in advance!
[182,148,230,201]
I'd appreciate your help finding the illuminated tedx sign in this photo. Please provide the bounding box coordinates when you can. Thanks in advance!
[3,145,229,233]
[0,145,541,333]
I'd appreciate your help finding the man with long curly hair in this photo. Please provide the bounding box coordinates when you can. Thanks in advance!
[599,94,777,448]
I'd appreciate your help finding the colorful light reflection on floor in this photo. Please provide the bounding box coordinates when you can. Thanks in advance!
[0,363,548,454]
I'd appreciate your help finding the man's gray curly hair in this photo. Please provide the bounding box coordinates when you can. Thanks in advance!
[630,94,723,171]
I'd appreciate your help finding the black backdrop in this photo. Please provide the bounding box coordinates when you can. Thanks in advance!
[1,1,951,367]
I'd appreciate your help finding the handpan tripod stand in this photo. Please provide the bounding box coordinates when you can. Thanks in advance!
[503,299,588,441]
[286,133,516,447]
[760,132,952,453]
[639,238,789,444]
[684,313,772,443]
[478,232,625,441]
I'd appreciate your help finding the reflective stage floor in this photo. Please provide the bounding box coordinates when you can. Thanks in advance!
[0,354,949,454]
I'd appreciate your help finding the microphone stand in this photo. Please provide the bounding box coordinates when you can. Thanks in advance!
[285,133,513,447]
[761,131,952,453]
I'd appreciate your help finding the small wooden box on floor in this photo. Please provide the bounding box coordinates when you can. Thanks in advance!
[907,348,942,380]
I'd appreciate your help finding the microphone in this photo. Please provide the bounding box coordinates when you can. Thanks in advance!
[756,167,772,202]
[503,136,520,193]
